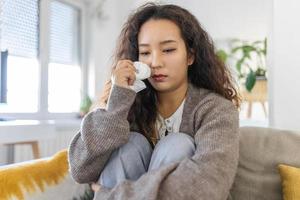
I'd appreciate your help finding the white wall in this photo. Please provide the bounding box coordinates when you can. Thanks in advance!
[87,0,300,130]
[86,0,119,98]
[88,0,272,95]
[268,0,300,130]
[86,0,150,97]
[163,0,272,40]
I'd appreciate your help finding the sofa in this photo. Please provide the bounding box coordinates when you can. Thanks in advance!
[228,126,300,200]
[0,127,299,200]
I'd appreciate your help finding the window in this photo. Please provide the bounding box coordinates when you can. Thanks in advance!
[48,1,81,113]
[0,0,39,112]
[0,0,85,117]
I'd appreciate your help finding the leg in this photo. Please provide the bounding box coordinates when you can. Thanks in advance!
[247,101,252,118]
[148,132,195,171]
[261,101,268,117]
[6,144,15,164]
[30,141,40,159]
[98,132,152,188]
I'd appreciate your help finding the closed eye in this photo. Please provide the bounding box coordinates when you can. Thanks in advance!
[163,48,176,53]
[139,51,150,56]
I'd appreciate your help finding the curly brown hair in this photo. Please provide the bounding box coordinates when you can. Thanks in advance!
[110,3,241,146]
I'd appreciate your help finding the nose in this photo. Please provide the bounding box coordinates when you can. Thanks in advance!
[150,51,163,69]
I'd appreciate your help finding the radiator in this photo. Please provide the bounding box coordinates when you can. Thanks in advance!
[0,130,77,165]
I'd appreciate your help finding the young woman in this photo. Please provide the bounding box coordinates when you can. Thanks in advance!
[69,3,241,200]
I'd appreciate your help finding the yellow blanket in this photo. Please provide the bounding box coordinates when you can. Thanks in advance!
[0,149,69,200]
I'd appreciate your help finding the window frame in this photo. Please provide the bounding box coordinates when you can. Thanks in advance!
[0,0,88,120]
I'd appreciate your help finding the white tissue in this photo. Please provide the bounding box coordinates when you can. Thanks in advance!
[129,62,151,92]
[134,62,151,80]
[111,61,151,93]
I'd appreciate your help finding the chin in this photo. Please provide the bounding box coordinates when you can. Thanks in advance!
[149,81,175,93]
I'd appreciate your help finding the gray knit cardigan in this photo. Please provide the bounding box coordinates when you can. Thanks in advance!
[68,83,239,200]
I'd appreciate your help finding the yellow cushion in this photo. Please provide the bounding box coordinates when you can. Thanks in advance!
[0,149,68,200]
[278,164,300,200]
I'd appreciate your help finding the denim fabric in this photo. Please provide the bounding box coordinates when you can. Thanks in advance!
[99,132,195,188]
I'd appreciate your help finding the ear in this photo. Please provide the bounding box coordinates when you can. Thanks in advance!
[187,49,195,66]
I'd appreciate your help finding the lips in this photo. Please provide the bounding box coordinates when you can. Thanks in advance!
[151,74,167,82]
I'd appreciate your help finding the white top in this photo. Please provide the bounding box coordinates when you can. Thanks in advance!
[155,99,186,140]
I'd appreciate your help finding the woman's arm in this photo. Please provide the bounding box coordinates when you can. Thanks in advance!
[156,97,239,199]
[68,84,136,183]
[93,96,239,200]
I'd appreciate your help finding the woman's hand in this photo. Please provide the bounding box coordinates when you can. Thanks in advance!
[91,182,101,192]
[111,60,136,89]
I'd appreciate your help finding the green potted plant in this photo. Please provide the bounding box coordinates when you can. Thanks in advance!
[217,38,267,92]
[79,94,92,118]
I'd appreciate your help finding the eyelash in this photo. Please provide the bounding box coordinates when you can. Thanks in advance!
[140,52,150,56]
[163,48,176,53]
[139,49,176,56]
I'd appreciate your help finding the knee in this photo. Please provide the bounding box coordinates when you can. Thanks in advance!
[126,132,153,156]
[104,131,153,171]
[157,133,195,156]
[116,132,153,169]
[99,132,152,187]
[149,133,195,170]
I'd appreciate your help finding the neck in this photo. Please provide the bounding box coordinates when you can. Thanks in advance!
[157,81,188,119]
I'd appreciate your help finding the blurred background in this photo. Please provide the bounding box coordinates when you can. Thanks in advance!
[0,0,299,164]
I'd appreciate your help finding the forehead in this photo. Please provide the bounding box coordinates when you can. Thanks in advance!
[138,19,183,45]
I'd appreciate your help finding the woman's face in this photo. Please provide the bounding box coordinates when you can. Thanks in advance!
[138,19,194,93]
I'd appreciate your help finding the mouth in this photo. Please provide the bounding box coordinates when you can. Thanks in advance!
[151,74,168,82]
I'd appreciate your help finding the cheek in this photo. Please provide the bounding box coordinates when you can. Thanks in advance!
[167,52,189,70]
[173,48,189,62]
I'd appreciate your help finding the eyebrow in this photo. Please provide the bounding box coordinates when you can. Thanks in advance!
[138,40,177,47]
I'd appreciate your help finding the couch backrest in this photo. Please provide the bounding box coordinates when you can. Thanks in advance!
[229,127,300,200]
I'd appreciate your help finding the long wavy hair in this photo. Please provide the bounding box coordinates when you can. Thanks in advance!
[110,3,241,146]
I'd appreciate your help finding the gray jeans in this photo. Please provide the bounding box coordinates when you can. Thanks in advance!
[99,132,195,188]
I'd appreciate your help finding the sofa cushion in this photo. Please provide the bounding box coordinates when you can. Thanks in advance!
[0,149,88,200]
[278,164,300,200]
[229,127,300,200]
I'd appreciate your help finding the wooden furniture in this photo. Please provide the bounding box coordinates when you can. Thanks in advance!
[0,120,55,164]
[0,119,81,164]
[4,141,40,160]
[241,79,268,118]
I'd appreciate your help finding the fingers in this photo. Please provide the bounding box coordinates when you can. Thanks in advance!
[122,68,136,82]
[116,60,135,71]
[112,59,137,88]
[91,183,101,192]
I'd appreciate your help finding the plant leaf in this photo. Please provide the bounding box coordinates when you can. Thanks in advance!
[245,70,256,92]
[231,46,243,53]
[236,57,245,73]
[216,49,228,62]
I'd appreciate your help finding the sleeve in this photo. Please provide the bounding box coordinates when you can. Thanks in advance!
[94,97,239,200]
[68,84,136,183]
